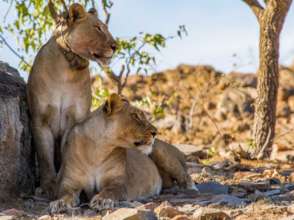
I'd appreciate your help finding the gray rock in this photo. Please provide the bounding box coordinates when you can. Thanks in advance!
[209,194,248,207]
[285,184,294,191]
[196,182,229,195]
[264,189,281,197]
[0,62,35,202]
[239,180,270,191]
[0,61,21,79]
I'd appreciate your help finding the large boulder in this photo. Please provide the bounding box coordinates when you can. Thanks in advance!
[0,62,35,202]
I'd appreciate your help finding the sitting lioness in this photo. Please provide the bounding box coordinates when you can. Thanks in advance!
[49,94,162,213]
[27,2,116,196]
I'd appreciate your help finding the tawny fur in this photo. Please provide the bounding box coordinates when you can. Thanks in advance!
[151,139,197,190]
[49,95,161,213]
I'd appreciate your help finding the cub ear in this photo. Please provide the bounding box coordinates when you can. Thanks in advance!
[69,3,86,22]
[103,94,124,115]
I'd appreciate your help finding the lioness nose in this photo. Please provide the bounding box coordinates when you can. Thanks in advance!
[151,131,157,137]
[111,43,117,52]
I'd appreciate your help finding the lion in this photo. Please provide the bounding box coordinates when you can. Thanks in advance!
[27,2,117,197]
[49,94,162,213]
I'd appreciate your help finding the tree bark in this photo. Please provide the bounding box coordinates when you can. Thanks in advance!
[0,61,35,202]
[243,0,292,159]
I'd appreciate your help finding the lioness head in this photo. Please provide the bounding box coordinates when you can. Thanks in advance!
[101,94,157,154]
[49,2,116,65]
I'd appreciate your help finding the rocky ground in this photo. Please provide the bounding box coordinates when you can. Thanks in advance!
[2,63,294,219]
[1,153,294,219]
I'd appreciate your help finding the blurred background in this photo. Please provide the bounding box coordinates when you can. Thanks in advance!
[1,0,294,75]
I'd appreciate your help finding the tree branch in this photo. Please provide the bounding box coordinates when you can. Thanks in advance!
[0,34,31,67]
[60,0,69,16]
[91,0,96,9]
[242,0,264,20]
[102,0,111,25]
[4,0,14,22]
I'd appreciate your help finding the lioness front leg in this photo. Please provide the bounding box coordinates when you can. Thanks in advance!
[90,181,127,211]
[32,124,56,198]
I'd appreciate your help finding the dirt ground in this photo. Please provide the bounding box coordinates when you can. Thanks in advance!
[1,155,294,219]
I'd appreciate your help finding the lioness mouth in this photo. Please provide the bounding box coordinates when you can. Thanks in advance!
[134,141,145,146]
[92,53,111,60]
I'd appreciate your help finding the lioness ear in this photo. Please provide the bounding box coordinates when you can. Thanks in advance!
[69,3,86,22]
[88,8,98,16]
[103,94,124,115]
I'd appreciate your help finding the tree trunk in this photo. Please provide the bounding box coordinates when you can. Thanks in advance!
[242,0,292,159]
[0,61,35,202]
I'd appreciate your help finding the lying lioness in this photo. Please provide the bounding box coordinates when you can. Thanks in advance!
[49,94,162,213]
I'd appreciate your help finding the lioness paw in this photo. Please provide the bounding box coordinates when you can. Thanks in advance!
[49,199,70,214]
[48,195,79,214]
[90,195,115,211]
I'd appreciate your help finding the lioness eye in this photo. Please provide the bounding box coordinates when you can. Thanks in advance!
[132,113,140,121]
[95,25,103,32]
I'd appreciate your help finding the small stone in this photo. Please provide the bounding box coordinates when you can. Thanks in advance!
[230,186,247,198]
[83,209,99,217]
[1,209,26,217]
[0,216,14,220]
[263,189,281,197]
[171,214,191,220]
[285,184,294,191]
[154,201,184,218]
[137,202,158,211]
[288,204,294,213]
[38,215,52,220]
[209,194,248,207]
[102,208,155,220]
[173,144,204,155]
[193,208,231,220]
[178,204,198,214]
[119,201,144,208]
[247,190,264,201]
[239,180,270,191]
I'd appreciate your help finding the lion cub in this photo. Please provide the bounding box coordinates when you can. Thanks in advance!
[49,94,161,213]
